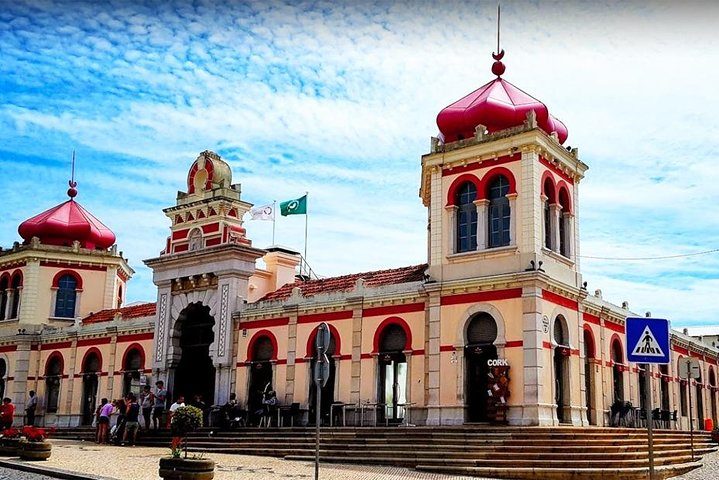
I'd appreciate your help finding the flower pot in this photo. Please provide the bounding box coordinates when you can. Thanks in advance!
[18,440,52,461]
[0,438,20,456]
[159,457,215,480]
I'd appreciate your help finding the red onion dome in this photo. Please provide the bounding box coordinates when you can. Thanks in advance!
[436,53,568,144]
[18,181,116,250]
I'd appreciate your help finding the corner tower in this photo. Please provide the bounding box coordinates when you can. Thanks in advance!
[145,151,265,405]
[420,51,588,289]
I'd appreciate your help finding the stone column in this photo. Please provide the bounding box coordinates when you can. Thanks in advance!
[349,299,364,405]
[105,327,119,399]
[445,206,457,254]
[506,193,518,246]
[152,284,172,376]
[521,286,548,426]
[12,338,33,424]
[19,259,40,323]
[283,306,299,406]
[425,286,441,425]
[549,204,562,253]
[429,166,443,269]
[4,289,14,320]
[563,213,575,260]
[474,199,489,250]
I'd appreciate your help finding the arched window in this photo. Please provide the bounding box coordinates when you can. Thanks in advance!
[122,347,144,395]
[10,273,22,319]
[488,175,510,248]
[45,354,63,413]
[611,338,625,402]
[678,356,688,416]
[466,313,498,346]
[0,277,8,321]
[55,274,78,318]
[117,285,123,309]
[554,316,568,347]
[252,336,274,362]
[558,187,571,257]
[379,324,408,353]
[542,177,556,250]
[455,182,477,253]
[188,228,203,251]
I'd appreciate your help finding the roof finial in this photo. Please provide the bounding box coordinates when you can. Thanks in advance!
[491,4,506,77]
[68,150,78,199]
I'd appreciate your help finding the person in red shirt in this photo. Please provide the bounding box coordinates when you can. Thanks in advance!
[0,398,15,429]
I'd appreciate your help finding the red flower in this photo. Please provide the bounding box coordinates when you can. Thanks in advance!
[21,426,49,442]
[1,428,20,439]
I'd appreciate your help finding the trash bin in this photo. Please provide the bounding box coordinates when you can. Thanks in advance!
[704,418,713,431]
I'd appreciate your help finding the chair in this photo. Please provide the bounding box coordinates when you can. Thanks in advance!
[280,403,301,427]
[652,408,661,429]
[660,409,671,429]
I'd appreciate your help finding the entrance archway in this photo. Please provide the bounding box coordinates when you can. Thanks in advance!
[0,358,6,400]
[173,303,216,405]
[81,350,101,426]
[553,316,570,423]
[308,327,337,425]
[45,353,63,414]
[659,365,671,411]
[247,332,275,420]
[696,373,704,428]
[710,368,718,424]
[638,364,649,410]
[377,322,409,424]
[122,346,144,396]
[465,312,498,422]
[583,327,595,424]
[611,338,625,403]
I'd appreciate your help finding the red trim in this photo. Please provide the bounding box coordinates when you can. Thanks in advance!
[205,237,222,247]
[171,229,189,240]
[672,345,689,356]
[363,302,425,317]
[51,269,83,289]
[540,156,575,185]
[197,210,206,219]
[228,208,238,218]
[540,170,557,203]
[439,345,455,352]
[557,181,573,214]
[584,313,601,325]
[120,343,145,370]
[412,349,425,356]
[174,244,189,253]
[174,215,183,224]
[40,341,72,351]
[246,330,278,361]
[373,317,413,353]
[10,270,23,287]
[0,273,9,285]
[201,223,220,234]
[542,341,552,349]
[605,320,625,334]
[44,351,64,376]
[298,311,352,324]
[441,153,521,177]
[360,353,373,359]
[441,288,522,306]
[80,347,103,373]
[0,345,16,353]
[187,162,199,194]
[690,351,704,360]
[306,323,342,357]
[77,337,111,347]
[445,174,481,206]
[41,261,106,272]
[117,332,153,343]
[505,340,523,348]
[542,290,578,310]
[478,166,517,200]
[0,262,27,274]
[583,325,596,359]
[242,317,289,329]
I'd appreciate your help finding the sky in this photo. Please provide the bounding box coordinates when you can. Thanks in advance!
[1,0,718,328]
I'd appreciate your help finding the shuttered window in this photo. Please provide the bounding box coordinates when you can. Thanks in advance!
[466,313,497,345]
[455,182,477,253]
[488,176,510,248]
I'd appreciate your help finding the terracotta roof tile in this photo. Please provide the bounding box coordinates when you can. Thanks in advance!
[259,264,428,302]
[83,302,156,324]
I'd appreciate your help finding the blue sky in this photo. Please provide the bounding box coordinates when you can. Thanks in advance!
[1,1,718,327]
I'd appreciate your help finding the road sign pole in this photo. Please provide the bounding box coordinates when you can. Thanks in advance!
[315,371,321,480]
[314,322,330,480]
[644,368,655,480]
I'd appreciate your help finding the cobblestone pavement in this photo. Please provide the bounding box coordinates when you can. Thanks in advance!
[673,447,719,479]
[0,467,54,479]
[37,440,496,480]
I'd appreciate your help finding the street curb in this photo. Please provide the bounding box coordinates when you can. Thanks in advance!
[0,458,116,480]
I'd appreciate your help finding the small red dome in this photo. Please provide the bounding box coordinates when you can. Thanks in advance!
[436,76,568,144]
[18,198,116,250]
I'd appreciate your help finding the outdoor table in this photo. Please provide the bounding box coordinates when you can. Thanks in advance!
[359,402,382,427]
[330,402,357,427]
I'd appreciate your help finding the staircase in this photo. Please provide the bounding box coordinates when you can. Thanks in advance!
[53,426,716,479]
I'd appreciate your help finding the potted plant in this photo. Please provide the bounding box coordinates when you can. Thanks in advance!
[0,428,21,456]
[18,426,52,461]
[158,405,215,480]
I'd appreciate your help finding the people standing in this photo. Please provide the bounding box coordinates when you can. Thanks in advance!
[168,395,185,428]
[123,393,140,446]
[25,391,37,426]
[153,381,167,430]
[97,398,114,444]
[0,398,15,429]
[139,385,153,431]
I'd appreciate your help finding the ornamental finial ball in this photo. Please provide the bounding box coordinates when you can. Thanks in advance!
[492,60,506,77]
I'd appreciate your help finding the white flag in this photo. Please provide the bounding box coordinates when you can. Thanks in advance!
[249,203,274,221]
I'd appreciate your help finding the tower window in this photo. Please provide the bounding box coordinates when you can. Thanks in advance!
[488,175,511,248]
[455,182,477,253]
[10,273,21,319]
[0,277,7,321]
[55,274,78,318]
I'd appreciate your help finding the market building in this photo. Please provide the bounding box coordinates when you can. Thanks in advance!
[0,52,718,430]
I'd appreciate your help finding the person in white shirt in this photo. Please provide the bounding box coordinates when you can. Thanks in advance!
[167,395,185,428]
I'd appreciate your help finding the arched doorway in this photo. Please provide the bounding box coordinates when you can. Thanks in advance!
[247,333,275,420]
[45,354,63,414]
[710,369,718,424]
[173,303,216,405]
[611,338,625,403]
[659,365,671,412]
[465,313,498,422]
[377,323,408,424]
[122,346,144,396]
[583,327,595,424]
[308,328,337,425]
[696,373,704,429]
[81,350,101,426]
[554,316,570,423]
[638,364,649,410]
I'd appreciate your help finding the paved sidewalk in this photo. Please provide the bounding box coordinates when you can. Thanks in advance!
[33,440,492,480]
[673,447,719,479]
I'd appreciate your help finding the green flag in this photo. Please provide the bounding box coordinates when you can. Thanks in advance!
[280,194,307,216]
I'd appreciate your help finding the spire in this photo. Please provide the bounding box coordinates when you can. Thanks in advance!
[491,5,506,77]
[67,149,78,199]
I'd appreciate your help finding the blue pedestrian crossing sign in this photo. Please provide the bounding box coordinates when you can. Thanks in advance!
[626,317,671,364]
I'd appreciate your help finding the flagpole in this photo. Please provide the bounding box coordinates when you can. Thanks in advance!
[272,200,277,246]
[304,191,309,278]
